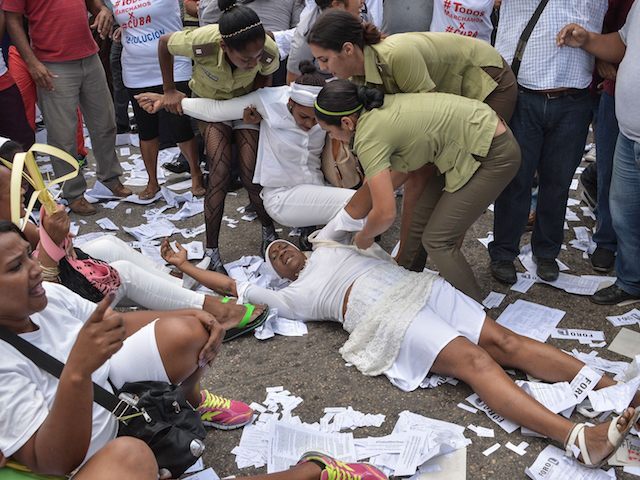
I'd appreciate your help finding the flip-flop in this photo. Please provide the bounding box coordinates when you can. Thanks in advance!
[220,297,270,342]
[565,408,640,468]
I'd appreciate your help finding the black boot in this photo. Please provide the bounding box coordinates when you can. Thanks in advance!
[298,226,317,251]
[205,248,228,275]
[261,224,279,257]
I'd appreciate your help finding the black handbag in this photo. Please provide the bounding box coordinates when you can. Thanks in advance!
[0,327,207,479]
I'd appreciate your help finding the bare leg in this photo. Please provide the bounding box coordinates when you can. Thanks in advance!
[431,336,573,443]
[431,335,637,465]
[154,315,208,405]
[178,136,205,196]
[139,137,161,199]
[476,316,640,405]
[73,437,157,480]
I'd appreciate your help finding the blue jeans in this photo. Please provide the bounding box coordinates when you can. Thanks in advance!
[489,88,592,261]
[610,133,640,296]
[592,91,619,251]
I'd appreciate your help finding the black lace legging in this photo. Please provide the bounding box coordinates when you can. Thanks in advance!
[200,121,274,249]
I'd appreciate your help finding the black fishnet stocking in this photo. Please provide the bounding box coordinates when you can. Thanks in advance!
[234,128,273,227]
[202,122,232,248]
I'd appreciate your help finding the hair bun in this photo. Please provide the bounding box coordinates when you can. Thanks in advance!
[357,85,384,110]
[298,60,318,76]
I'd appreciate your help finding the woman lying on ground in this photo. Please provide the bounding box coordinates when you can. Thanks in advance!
[162,237,640,469]
[315,80,520,302]
[0,222,387,480]
[0,146,268,343]
[135,61,355,249]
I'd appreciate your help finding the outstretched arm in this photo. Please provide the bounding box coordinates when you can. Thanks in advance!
[556,24,626,64]
[135,90,267,122]
[160,240,237,296]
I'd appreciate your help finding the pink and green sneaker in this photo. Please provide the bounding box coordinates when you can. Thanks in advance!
[297,451,388,480]
[197,389,254,430]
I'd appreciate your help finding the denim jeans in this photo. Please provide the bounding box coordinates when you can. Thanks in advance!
[610,133,640,296]
[489,88,592,261]
[592,91,619,252]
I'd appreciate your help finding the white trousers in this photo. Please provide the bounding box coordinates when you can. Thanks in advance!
[261,184,355,228]
[81,236,205,310]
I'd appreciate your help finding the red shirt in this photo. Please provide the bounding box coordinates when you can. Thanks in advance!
[2,0,98,63]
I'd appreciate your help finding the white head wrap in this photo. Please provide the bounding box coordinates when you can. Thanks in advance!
[264,239,300,280]
[289,83,323,108]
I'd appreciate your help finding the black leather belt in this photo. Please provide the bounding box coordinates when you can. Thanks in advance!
[518,85,589,99]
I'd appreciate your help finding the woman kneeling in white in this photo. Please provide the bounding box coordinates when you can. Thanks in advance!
[135,62,356,235]
[162,236,640,470]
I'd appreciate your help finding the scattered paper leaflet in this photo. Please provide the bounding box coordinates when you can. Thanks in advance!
[231,388,468,478]
[526,445,614,480]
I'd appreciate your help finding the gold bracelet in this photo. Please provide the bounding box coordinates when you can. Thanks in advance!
[40,265,60,282]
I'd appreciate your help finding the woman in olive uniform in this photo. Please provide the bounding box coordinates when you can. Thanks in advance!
[158,0,280,273]
[314,80,521,301]
[307,10,517,271]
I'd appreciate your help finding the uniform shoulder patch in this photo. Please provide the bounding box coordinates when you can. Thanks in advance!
[192,43,217,57]
[260,50,276,65]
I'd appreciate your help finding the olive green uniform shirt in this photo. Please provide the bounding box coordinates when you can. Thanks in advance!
[353,32,504,101]
[168,24,280,99]
[354,93,499,192]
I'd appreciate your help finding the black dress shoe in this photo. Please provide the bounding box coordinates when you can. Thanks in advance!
[534,256,559,282]
[490,260,516,284]
[591,284,640,305]
[590,247,615,272]
[163,154,190,174]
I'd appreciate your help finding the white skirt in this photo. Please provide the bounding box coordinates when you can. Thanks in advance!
[383,277,486,392]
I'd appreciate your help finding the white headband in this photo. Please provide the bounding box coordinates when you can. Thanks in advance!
[0,137,10,149]
[289,83,323,108]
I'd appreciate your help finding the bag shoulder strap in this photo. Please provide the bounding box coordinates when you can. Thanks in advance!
[0,326,120,412]
[511,0,551,79]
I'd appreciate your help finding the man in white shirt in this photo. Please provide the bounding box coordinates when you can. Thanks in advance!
[488,0,606,285]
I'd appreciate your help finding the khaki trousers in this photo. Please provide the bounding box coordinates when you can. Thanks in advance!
[38,54,121,201]
[399,59,518,276]
[397,128,521,301]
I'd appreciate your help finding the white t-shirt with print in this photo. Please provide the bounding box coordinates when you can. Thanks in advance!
[113,0,192,88]
[430,0,494,42]
[0,283,118,462]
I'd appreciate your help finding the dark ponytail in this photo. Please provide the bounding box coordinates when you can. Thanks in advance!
[307,9,382,51]
[314,79,384,125]
[295,61,326,87]
[217,0,265,51]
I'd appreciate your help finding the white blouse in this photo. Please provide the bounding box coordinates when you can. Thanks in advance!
[181,86,327,188]
[241,247,383,322]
